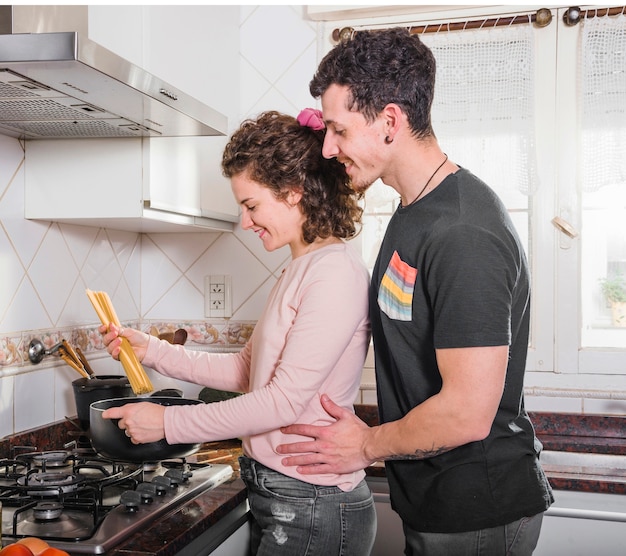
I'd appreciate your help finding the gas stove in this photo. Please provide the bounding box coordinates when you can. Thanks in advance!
[0,447,233,554]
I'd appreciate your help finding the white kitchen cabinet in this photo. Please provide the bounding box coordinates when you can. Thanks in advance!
[147,136,238,224]
[209,518,251,556]
[23,5,240,233]
[367,476,626,556]
[25,138,238,233]
[173,500,251,556]
[534,490,626,556]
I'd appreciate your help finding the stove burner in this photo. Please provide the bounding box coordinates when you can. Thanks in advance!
[72,447,99,458]
[32,451,71,468]
[142,461,160,473]
[17,503,97,539]
[34,500,64,520]
[0,458,29,480]
[15,451,73,473]
[18,471,83,496]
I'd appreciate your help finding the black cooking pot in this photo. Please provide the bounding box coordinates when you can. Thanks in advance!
[89,397,202,462]
[72,375,136,430]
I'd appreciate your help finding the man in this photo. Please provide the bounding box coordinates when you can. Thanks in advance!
[277,27,553,555]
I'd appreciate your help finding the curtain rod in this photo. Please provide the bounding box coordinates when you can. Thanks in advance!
[332,6,626,42]
[408,12,540,35]
[564,5,626,25]
[581,5,626,18]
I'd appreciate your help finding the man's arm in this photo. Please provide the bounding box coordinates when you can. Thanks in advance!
[277,345,508,474]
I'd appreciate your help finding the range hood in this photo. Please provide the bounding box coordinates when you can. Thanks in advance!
[0,5,227,139]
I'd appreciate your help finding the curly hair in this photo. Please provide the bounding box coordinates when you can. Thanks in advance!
[310,27,436,140]
[221,111,363,243]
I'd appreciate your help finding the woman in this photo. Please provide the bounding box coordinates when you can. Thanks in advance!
[99,110,377,556]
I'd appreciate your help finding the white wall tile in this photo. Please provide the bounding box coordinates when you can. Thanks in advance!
[60,279,102,327]
[144,277,205,321]
[146,231,221,273]
[0,164,50,270]
[235,277,277,321]
[240,6,315,84]
[0,375,15,438]
[582,398,626,416]
[4,277,52,333]
[239,58,273,119]
[187,233,274,319]
[274,42,320,112]
[15,368,56,432]
[82,229,124,294]
[89,354,125,377]
[361,389,378,405]
[0,227,27,332]
[232,225,291,273]
[361,365,376,388]
[29,225,80,324]
[55,365,79,423]
[246,86,302,121]
[61,222,100,271]
[524,396,584,414]
[140,236,190,315]
[0,135,23,184]
[111,279,140,323]
[125,236,142,310]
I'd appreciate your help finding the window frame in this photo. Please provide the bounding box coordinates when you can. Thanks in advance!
[323,5,626,395]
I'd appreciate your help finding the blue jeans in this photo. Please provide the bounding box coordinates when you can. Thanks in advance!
[404,512,544,556]
[239,456,376,556]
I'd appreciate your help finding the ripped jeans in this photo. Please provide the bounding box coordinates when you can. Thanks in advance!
[239,456,377,556]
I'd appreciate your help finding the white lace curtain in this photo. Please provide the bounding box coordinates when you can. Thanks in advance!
[581,13,626,192]
[421,23,538,195]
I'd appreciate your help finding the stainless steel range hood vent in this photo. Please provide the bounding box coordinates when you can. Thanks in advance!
[0,5,227,139]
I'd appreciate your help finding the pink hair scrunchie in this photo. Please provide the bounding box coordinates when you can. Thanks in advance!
[297,108,325,131]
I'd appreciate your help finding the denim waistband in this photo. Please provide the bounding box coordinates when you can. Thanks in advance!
[239,455,286,484]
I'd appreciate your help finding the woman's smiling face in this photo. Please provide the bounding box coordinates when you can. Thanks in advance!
[231,171,305,256]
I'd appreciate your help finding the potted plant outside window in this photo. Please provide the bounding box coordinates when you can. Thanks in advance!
[600,274,626,327]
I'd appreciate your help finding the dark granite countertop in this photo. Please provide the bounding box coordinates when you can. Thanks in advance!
[1,409,624,554]
[355,405,626,495]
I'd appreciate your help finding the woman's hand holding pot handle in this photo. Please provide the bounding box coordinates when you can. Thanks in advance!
[102,401,166,444]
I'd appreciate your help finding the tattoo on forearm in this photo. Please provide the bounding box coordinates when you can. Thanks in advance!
[387,445,450,461]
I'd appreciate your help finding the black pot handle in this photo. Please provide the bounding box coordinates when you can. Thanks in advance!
[151,389,183,398]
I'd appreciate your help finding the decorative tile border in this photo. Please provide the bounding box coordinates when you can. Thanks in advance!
[145,320,255,348]
[0,319,253,373]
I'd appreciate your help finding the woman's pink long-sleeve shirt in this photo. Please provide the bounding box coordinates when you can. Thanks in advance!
[142,242,371,491]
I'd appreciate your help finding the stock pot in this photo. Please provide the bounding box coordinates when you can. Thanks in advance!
[89,397,202,462]
[72,375,135,430]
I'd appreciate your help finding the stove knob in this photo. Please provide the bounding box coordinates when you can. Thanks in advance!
[164,467,192,483]
[153,475,178,489]
[120,490,142,512]
[137,481,165,498]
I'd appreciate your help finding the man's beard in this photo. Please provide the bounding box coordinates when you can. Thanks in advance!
[349,177,375,195]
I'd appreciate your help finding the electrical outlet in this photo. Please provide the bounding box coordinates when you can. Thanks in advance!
[205,275,232,318]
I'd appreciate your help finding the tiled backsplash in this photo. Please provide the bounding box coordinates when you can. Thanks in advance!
[0,320,254,439]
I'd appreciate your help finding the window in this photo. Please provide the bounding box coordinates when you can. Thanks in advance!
[580,14,626,349]
[328,6,626,394]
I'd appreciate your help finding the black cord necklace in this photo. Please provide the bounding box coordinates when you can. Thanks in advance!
[401,153,448,208]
